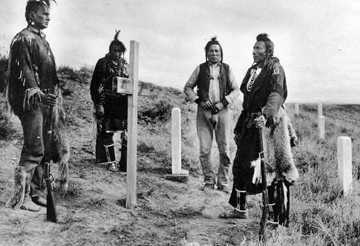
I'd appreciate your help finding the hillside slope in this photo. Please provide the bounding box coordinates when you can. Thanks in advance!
[0,69,258,246]
[0,67,359,245]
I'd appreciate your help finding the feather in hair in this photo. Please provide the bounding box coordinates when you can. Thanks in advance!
[114,30,121,41]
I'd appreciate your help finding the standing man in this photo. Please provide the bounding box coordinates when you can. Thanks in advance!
[227,33,288,219]
[184,37,240,192]
[6,0,58,211]
[90,31,128,172]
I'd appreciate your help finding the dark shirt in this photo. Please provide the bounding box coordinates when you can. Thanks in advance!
[240,57,287,115]
[90,54,128,105]
[7,25,58,116]
[90,55,129,121]
[234,57,287,135]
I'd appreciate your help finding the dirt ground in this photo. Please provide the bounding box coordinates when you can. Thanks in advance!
[0,79,265,246]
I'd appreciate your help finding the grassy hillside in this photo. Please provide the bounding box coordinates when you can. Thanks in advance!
[0,65,359,245]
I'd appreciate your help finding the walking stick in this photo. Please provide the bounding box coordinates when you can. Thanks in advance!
[258,126,269,242]
[43,89,57,223]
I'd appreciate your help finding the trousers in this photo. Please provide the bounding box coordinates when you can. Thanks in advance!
[196,106,231,187]
[18,107,49,198]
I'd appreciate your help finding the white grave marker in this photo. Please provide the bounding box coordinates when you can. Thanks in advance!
[171,108,182,174]
[318,103,323,117]
[319,115,325,139]
[294,103,299,116]
[337,136,353,196]
[171,108,189,176]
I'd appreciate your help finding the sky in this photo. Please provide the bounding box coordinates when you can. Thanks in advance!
[1,0,360,103]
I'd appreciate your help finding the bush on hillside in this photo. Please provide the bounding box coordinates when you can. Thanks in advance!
[0,99,16,141]
[58,65,92,84]
[138,98,172,124]
[0,56,8,93]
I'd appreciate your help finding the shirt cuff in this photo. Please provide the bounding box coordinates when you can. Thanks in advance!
[224,95,232,105]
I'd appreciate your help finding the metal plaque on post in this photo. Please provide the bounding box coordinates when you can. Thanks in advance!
[114,77,133,95]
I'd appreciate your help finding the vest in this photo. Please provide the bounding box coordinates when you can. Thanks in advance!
[196,62,231,102]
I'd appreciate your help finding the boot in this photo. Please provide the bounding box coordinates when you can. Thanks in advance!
[31,196,47,207]
[22,194,40,212]
[23,169,40,211]
[118,131,127,172]
[108,162,119,172]
[235,189,248,219]
[5,166,26,209]
[220,189,248,219]
[6,166,40,212]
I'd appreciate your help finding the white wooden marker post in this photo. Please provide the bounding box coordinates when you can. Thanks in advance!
[171,108,181,174]
[126,40,139,209]
[337,136,353,196]
[318,103,323,117]
[318,115,325,139]
[170,108,189,176]
[294,103,299,116]
[165,107,189,182]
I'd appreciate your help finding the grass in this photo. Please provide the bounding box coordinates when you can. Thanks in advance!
[1,61,360,245]
[0,97,16,141]
[137,93,360,245]
[134,82,360,245]
[259,104,360,246]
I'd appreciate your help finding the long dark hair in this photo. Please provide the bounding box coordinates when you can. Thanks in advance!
[109,30,126,53]
[256,33,274,59]
[25,0,55,23]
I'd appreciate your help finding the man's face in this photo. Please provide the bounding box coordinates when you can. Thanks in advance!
[253,41,266,63]
[110,45,123,60]
[207,44,221,64]
[30,5,50,30]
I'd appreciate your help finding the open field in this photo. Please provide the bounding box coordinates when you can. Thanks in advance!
[0,66,360,245]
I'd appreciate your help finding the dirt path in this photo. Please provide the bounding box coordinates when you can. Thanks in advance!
[0,82,262,246]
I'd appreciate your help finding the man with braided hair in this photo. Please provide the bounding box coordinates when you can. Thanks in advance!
[90,31,129,172]
[224,33,298,220]
[6,0,59,211]
[184,37,240,192]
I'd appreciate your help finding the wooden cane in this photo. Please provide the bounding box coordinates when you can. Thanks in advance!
[258,126,269,242]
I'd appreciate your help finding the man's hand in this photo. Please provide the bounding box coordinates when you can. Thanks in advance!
[43,93,57,107]
[290,135,298,147]
[29,91,42,109]
[95,104,104,118]
[34,91,57,107]
[254,115,266,128]
[265,115,280,128]
[199,99,215,111]
[212,102,224,114]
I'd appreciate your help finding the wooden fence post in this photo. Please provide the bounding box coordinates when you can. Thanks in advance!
[337,136,353,196]
[126,40,139,209]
